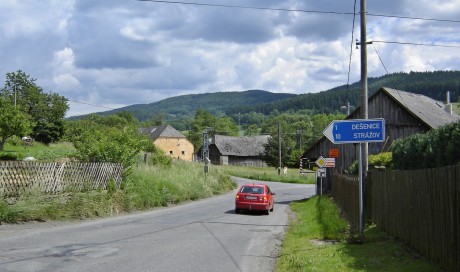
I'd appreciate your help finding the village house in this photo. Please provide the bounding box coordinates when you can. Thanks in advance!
[201,134,270,167]
[140,125,194,161]
[303,87,460,172]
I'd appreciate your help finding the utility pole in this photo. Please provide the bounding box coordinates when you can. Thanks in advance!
[360,0,369,173]
[358,0,368,238]
[278,123,282,175]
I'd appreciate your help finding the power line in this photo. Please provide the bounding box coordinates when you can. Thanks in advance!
[67,99,116,110]
[367,13,460,24]
[346,0,358,89]
[138,0,460,24]
[372,44,389,74]
[372,40,460,48]
[137,0,356,16]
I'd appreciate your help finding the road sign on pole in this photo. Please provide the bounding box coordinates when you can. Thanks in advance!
[323,118,385,238]
[323,118,385,144]
[315,156,335,168]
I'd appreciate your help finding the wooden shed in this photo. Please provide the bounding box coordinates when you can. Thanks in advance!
[206,135,270,167]
[303,87,460,172]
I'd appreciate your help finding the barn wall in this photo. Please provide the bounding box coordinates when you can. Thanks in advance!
[303,89,431,172]
[228,156,268,167]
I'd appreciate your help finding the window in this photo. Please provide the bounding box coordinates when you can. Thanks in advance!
[181,151,185,155]
[169,151,173,155]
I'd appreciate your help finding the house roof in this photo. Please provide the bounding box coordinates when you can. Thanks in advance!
[303,87,460,155]
[140,125,186,140]
[212,135,270,157]
[381,87,460,128]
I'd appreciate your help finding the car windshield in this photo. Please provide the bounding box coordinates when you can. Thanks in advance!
[240,186,264,194]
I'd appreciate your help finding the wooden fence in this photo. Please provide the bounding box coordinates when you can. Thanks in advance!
[0,161,123,196]
[331,164,460,272]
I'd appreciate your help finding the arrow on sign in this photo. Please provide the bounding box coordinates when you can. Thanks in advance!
[323,118,385,144]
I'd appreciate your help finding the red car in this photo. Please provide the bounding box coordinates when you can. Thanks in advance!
[235,184,275,215]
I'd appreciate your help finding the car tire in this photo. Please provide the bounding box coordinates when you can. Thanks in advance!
[235,208,240,214]
[265,209,270,215]
[270,205,274,212]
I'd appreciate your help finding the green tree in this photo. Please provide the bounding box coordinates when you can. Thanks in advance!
[244,124,259,136]
[261,113,344,167]
[1,71,69,144]
[187,109,239,150]
[0,98,34,150]
[70,118,154,176]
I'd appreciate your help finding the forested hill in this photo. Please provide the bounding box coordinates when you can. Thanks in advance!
[226,71,460,115]
[77,71,460,123]
[94,89,295,121]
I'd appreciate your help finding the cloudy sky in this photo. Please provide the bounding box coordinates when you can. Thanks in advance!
[1,0,459,117]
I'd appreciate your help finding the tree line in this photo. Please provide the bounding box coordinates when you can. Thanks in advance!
[2,70,458,170]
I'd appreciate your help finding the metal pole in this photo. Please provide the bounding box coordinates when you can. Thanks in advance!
[278,123,281,175]
[360,0,369,173]
[359,143,364,235]
[320,175,323,196]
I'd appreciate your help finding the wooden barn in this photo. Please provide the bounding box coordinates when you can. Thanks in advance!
[205,135,270,166]
[303,87,460,172]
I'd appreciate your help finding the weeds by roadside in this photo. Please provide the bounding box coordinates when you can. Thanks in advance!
[217,165,315,184]
[0,161,235,224]
[276,196,444,272]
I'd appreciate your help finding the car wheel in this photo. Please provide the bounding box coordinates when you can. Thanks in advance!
[270,205,274,212]
[235,208,240,214]
[265,209,270,215]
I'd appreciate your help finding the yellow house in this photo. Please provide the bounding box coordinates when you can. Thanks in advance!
[141,125,194,161]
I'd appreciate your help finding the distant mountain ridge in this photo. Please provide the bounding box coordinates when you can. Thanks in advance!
[84,89,296,121]
[226,71,460,115]
[75,71,460,122]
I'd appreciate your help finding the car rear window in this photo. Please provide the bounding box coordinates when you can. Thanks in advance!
[240,186,264,194]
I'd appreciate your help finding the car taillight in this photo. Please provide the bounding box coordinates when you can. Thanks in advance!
[236,195,240,200]
[263,196,268,202]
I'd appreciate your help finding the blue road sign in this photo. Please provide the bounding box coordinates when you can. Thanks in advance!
[323,118,385,144]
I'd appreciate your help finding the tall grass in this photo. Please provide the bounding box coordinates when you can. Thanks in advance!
[217,165,315,184]
[1,139,77,161]
[276,196,443,272]
[122,161,235,211]
[0,161,235,223]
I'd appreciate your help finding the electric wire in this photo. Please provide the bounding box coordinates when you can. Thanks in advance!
[367,13,460,24]
[138,0,355,16]
[372,40,460,48]
[346,0,358,90]
[138,0,460,24]
[67,100,116,110]
[372,44,389,74]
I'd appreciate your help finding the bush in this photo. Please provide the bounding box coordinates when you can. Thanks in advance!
[150,152,172,167]
[369,152,392,170]
[0,152,19,161]
[392,121,460,170]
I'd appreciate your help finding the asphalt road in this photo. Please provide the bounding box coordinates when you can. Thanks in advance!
[0,177,315,272]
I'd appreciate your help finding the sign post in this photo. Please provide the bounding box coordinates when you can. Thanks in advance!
[315,156,335,195]
[323,118,385,236]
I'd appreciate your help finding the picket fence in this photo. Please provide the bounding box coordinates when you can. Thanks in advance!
[331,164,460,272]
[0,161,123,196]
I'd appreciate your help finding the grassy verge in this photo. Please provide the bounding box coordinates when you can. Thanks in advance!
[217,165,315,184]
[276,196,443,272]
[0,161,235,223]
[453,102,460,115]
[0,140,77,161]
